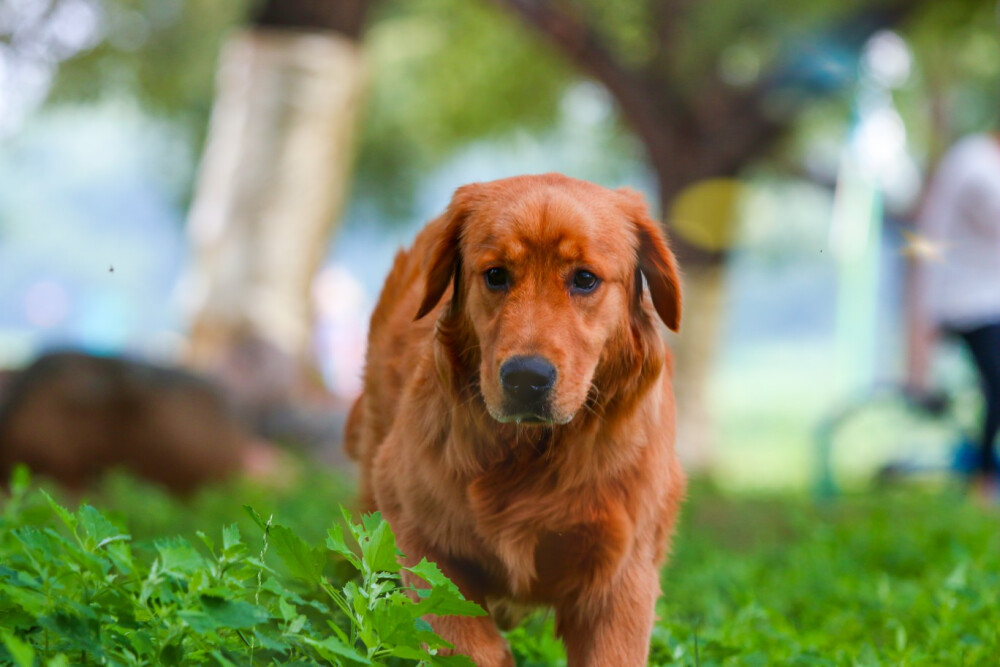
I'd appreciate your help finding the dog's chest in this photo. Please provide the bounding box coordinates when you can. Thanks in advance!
[467,471,632,601]
[528,524,614,599]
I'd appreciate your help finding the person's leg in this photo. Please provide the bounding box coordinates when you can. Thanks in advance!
[958,322,1000,477]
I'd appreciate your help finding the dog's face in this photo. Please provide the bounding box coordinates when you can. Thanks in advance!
[417,175,681,426]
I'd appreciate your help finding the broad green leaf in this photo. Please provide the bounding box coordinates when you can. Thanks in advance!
[404,559,453,589]
[251,626,291,652]
[208,649,237,666]
[243,505,269,532]
[126,629,155,660]
[155,537,206,575]
[427,653,478,667]
[302,635,372,665]
[12,528,60,573]
[260,576,318,608]
[369,594,420,646]
[269,524,325,583]
[407,560,486,617]
[387,645,439,661]
[104,540,135,575]
[0,579,50,615]
[287,613,307,635]
[195,530,215,554]
[178,597,268,632]
[222,523,242,552]
[77,505,122,546]
[159,641,184,666]
[40,490,76,532]
[357,512,402,575]
[201,595,270,627]
[39,612,105,659]
[326,523,362,570]
[95,534,131,550]
[277,596,297,622]
[1,631,34,667]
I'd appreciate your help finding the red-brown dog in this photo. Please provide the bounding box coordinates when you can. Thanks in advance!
[346,174,685,666]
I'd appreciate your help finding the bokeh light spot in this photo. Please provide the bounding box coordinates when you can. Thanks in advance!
[24,280,70,328]
[669,178,744,252]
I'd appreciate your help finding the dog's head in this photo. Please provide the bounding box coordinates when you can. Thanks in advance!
[416,174,681,426]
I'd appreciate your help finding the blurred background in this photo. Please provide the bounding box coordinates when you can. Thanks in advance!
[1,0,998,494]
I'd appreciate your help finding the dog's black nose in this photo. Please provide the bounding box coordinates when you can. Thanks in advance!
[500,356,556,405]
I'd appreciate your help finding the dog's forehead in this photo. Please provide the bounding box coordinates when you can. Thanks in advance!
[462,186,635,265]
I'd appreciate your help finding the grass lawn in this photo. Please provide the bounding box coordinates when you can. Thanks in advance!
[654,484,999,665]
[2,468,997,665]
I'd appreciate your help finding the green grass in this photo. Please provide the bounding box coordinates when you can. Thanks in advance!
[2,468,998,665]
[654,484,1000,665]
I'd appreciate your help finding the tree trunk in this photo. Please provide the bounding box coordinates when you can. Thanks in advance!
[183,0,369,419]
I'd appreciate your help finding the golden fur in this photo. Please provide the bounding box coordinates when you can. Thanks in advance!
[346,174,685,666]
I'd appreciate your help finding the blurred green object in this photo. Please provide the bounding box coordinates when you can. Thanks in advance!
[814,384,966,499]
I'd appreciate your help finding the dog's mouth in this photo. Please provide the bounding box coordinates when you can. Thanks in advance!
[487,405,574,426]
[497,412,551,426]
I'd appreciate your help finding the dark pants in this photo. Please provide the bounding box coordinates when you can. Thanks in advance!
[956,322,1000,475]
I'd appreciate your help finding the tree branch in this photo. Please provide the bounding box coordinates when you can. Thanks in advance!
[645,0,692,77]
[487,0,685,155]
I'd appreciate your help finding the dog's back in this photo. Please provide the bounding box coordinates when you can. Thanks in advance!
[344,215,450,507]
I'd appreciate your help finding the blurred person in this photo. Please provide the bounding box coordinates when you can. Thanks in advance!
[908,133,1000,500]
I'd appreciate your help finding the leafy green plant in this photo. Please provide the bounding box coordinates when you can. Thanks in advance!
[4,468,1000,666]
[0,467,483,666]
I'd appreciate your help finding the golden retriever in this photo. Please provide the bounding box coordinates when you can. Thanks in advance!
[345,173,685,666]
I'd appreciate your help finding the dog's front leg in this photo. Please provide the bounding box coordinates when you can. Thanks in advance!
[557,564,660,667]
[396,539,514,666]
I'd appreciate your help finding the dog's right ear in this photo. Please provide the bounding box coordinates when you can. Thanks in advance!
[619,188,682,332]
[415,185,477,320]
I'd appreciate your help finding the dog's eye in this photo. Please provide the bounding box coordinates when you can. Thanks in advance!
[571,270,600,293]
[484,267,509,290]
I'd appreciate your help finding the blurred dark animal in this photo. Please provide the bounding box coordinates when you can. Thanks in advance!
[346,174,685,666]
[0,351,259,493]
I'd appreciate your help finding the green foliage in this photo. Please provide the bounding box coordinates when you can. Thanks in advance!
[30,0,1000,220]
[353,0,572,216]
[50,0,251,123]
[3,468,999,665]
[501,484,1000,666]
[37,0,574,217]
[0,468,484,666]
[652,486,1000,665]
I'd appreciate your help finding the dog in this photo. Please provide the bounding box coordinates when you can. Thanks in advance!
[345,173,685,666]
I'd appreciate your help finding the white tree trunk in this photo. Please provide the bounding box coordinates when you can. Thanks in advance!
[183,29,365,404]
[672,263,726,471]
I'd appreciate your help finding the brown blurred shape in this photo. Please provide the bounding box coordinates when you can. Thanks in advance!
[0,351,255,493]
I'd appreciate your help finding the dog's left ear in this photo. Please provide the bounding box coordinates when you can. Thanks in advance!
[619,188,682,332]
[415,185,478,320]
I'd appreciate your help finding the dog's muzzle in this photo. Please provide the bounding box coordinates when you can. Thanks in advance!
[499,355,556,423]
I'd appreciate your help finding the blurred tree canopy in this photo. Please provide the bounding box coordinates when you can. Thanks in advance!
[19,0,572,217]
[9,0,1000,220]
[46,1,250,141]
[353,0,573,215]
